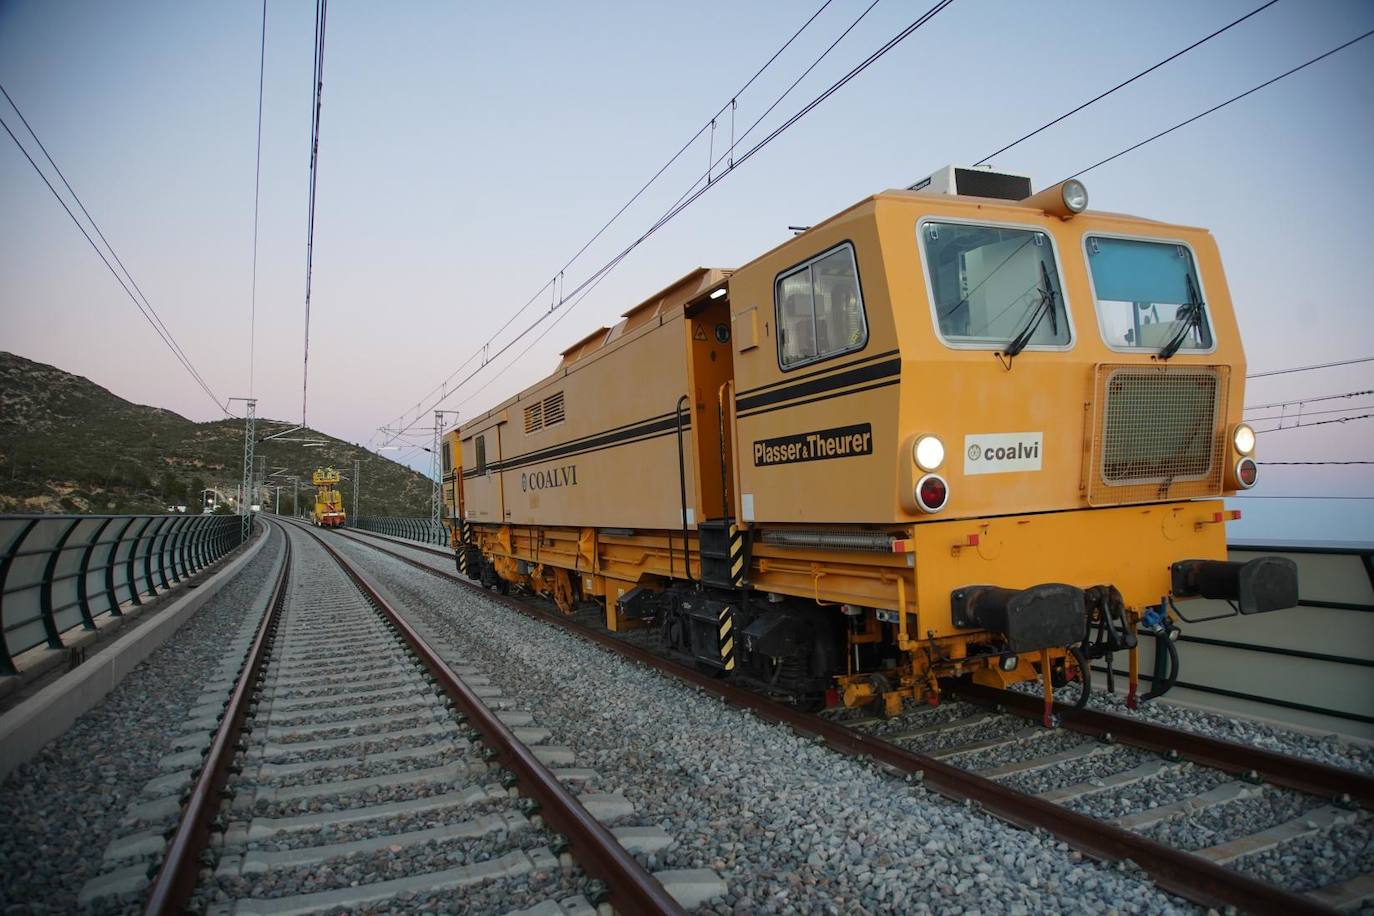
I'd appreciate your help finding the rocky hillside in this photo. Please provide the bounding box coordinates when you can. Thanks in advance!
[0,351,432,517]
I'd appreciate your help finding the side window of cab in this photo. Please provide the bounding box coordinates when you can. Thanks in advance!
[775,242,868,370]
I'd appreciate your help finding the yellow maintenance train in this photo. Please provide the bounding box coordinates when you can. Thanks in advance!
[312,468,346,528]
[441,165,1297,721]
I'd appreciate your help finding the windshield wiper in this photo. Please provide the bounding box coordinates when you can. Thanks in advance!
[1158,272,1205,359]
[1003,261,1059,359]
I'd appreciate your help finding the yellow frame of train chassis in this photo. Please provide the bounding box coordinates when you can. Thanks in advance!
[462,496,1228,714]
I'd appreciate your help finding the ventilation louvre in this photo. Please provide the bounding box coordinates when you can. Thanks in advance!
[542,391,565,426]
[523,391,565,434]
[523,401,543,434]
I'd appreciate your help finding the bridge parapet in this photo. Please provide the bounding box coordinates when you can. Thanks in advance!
[0,514,247,674]
[351,515,446,546]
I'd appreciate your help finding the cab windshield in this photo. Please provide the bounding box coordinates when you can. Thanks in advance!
[921,221,1070,348]
[1086,236,1213,351]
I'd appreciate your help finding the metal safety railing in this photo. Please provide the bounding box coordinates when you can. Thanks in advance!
[350,516,447,546]
[0,514,247,675]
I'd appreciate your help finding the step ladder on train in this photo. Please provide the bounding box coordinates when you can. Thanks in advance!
[696,518,750,590]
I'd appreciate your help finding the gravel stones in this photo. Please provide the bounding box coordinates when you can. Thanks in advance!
[1012,680,1374,775]
[1062,763,1230,819]
[997,745,1152,796]
[1136,786,1325,851]
[1230,815,1374,894]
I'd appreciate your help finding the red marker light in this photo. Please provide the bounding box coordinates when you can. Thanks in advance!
[1236,458,1258,489]
[916,474,948,513]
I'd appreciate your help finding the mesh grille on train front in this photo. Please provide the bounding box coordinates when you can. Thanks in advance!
[1087,364,1229,505]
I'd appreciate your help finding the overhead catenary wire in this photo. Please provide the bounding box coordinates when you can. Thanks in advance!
[1257,461,1374,465]
[0,95,228,416]
[1254,413,1373,433]
[301,0,328,427]
[1247,404,1374,422]
[375,0,845,448]
[435,0,893,426]
[377,0,954,448]
[1231,494,1374,499]
[1061,27,1374,183]
[534,0,956,329]
[601,0,895,271]
[975,0,1279,165]
[1245,389,1373,410]
[249,0,268,397]
[1247,356,1374,379]
[451,260,624,418]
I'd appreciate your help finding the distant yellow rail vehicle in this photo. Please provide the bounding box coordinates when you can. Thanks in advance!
[442,166,1296,719]
[312,467,346,528]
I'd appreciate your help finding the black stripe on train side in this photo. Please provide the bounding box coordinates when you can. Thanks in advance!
[463,405,680,449]
[497,424,687,472]
[499,413,690,470]
[460,413,693,478]
[459,356,901,479]
[734,348,899,399]
[736,377,902,420]
[734,357,902,414]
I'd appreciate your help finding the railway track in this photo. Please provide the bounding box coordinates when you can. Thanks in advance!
[131,519,684,915]
[333,523,1374,914]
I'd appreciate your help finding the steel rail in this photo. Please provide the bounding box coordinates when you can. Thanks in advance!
[290,520,685,916]
[143,526,291,915]
[955,681,1374,809]
[330,524,1341,915]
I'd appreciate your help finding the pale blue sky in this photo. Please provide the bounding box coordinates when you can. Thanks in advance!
[1,0,1371,526]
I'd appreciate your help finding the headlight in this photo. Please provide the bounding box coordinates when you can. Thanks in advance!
[1061,178,1088,213]
[913,435,945,472]
[1233,423,1256,455]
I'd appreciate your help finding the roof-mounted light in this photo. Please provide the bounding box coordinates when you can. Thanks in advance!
[1061,179,1088,212]
[1022,178,1089,219]
[709,287,727,300]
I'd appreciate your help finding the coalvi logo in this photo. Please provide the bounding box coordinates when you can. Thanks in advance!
[963,432,1044,476]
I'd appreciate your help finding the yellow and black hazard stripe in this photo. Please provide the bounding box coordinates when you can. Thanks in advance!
[718,604,736,672]
[728,523,748,587]
[458,521,472,575]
